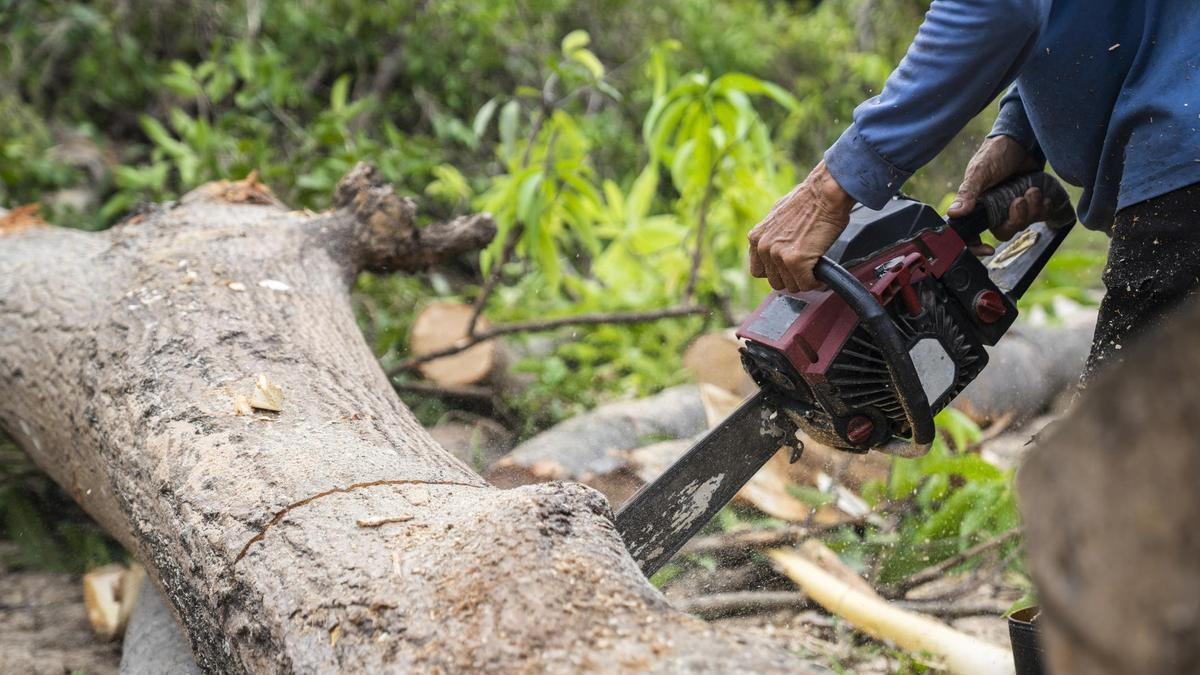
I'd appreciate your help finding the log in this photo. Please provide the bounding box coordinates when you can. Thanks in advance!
[0,164,818,673]
[1018,298,1200,674]
[682,330,758,397]
[953,317,1095,425]
[485,385,710,504]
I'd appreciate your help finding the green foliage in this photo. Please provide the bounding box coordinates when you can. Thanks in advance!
[844,410,1022,585]
[0,435,124,572]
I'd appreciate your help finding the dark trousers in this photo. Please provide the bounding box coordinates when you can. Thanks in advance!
[1082,183,1200,386]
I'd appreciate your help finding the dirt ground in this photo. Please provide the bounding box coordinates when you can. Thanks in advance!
[0,544,120,675]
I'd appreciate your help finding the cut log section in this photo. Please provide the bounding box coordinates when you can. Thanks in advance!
[683,330,758,397]
[409,300,498,386]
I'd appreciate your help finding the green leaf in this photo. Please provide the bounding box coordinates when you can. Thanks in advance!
[472,98,499,139]
[330,74,352,112]
[569,48,605,80]
[626,164,659,222]
[498,100,521,157]
[561,30,591,55]
[516,171,545,225]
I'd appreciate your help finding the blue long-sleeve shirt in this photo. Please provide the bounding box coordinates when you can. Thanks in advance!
[824,0,1200,230]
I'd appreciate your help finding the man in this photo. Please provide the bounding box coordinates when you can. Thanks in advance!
[749,0,1200,383]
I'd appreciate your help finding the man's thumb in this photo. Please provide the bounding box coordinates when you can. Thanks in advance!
[947,181,980,218]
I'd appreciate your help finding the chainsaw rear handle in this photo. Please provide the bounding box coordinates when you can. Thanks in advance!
[813,257,936,455]
[948,171,1076,241]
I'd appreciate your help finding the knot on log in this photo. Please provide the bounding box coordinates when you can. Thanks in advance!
[333,162,496,273]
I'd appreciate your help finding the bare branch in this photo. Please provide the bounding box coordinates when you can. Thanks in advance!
[389,304,710,375]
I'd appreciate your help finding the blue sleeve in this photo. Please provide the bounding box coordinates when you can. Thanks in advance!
[824,0,1051,209]
[989,85,1045,163]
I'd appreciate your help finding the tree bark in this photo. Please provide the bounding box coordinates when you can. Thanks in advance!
[1018,298,1200,675]
[0,165,817,673]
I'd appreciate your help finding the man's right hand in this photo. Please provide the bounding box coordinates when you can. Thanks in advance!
[947,135,1049,255]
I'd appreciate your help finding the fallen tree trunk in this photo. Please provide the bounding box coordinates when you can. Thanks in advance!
[0,166,816,673]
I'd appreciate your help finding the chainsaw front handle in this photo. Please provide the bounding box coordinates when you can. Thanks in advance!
[948,171,1076,241]
[813,256,935,457]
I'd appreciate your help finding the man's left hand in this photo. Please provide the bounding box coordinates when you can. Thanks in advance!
[748,161,855,293]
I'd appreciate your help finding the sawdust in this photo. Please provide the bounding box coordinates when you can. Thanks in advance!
[200,170,283,207]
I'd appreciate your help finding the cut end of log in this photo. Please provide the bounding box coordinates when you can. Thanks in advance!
[410,301,497,386]
[0,204,47,236]
[684,330,758,397]
[83,563,146,641]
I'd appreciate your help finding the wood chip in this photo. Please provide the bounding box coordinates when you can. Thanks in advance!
[82,563,145,641]
[250,374,283,412]
[233,394,253,416]
[259,279,291,292]
[404,487,431,506]
[329,623,342,648]
[356,515,414,528]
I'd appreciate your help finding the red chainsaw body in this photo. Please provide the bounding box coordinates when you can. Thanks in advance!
[735,197,1018,452]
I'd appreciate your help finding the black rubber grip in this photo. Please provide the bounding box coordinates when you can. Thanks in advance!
[949,171,1076,241]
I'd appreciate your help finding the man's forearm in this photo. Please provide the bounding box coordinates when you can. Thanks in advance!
[825,0,1051,209]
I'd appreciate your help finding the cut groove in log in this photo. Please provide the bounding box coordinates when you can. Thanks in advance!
[0,163,818,673]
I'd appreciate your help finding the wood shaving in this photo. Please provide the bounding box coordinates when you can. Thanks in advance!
[259,279,291,292]
[233,394,253,416]
[356,515,414,528]
[250,374,283,412]
[329,624,342,648]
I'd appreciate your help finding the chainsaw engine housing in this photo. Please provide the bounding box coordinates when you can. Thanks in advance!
[736,196,1018,453]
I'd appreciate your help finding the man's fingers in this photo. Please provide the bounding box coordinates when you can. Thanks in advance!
[948,179,981,217]
[749,242,766,277]
[967,242,996,257]
[996,196,1030,241]
[771,246,801,293]
[794,260,819,291]
[761,244,785,291]
[1024,187,1046,222]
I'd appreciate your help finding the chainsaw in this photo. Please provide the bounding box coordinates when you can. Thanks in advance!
[616,172,1076,576]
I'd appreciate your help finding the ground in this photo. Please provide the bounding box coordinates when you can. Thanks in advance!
[0,545,121,675]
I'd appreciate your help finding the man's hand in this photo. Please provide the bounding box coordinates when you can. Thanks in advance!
[948,135,1049,255]
[748,161,855,292]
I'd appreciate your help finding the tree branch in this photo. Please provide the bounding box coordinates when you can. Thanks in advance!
[390,304,710,375]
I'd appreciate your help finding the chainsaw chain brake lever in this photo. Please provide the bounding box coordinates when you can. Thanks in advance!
[813,257,935,457]
[946,171,1077,242]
